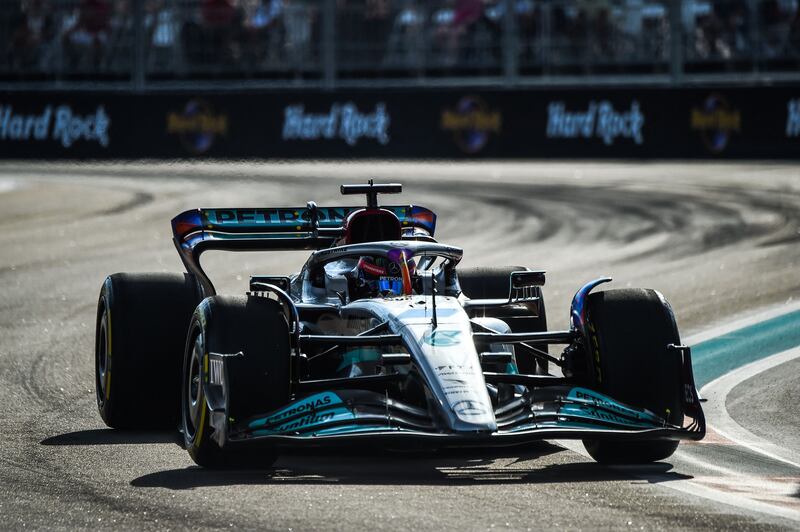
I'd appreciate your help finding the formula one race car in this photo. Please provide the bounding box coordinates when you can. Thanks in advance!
[94,182,705,468]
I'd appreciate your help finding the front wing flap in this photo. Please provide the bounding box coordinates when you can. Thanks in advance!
[223,383,703,449]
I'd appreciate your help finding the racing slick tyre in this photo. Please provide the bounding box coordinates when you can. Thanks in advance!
[582,289,683,464]
[182,295,290,468]
[95,273,201,429]
[458,266,548,375]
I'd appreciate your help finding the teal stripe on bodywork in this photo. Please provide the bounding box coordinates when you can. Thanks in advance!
[310,425,400,436]
[248,392,344,429]
[691,309,800,387]
[558,404,655,429]
[336,348,382,372]
[251,407,355,436]
[565,387,665,425]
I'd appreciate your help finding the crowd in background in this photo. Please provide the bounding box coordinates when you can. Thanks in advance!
[2,0,799,78]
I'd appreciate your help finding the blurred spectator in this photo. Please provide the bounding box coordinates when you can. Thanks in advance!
[62,0,112,71]
[435,0,484,66]
[7,0,56,72]
[568,6,588,60]
[146,0,180,71]
[384,0,425,69]
[591,5,613,59]
[104,0,133,71]
[2,0,800,82]
[516,0,542,64]
[337,0,391,69]
[364,0,392,64]
[283,0,316,69]
[710,0,750,59]
[788,7,800,56]
[202,0,238,26]
[182,0,242,69]
[640,3,669,62]
[759,0,795,58]
[240,0,283,69]
[203,0,241,63]
[688,4,725,59]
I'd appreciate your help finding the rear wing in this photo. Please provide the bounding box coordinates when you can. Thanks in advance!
[171,205,437,294]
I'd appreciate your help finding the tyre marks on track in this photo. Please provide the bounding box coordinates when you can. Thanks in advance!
[2,163,800,530]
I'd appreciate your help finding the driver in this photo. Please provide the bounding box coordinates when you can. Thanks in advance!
[351,251,416,299]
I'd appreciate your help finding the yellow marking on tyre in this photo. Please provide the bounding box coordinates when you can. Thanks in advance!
[195,399,207,447]
[195,352,209,447]
[106,307,112,358]
[105,307,112,400]
[589,322,602,382]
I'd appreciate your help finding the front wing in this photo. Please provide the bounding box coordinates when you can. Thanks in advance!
[218,384,704,450]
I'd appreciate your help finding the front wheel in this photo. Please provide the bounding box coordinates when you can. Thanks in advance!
[581,288,683,464]
[182,295,291,468]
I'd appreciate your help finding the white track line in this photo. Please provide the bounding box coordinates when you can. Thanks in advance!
[0,178,18,194]
[698,347,800,470]
[556,318,800,523]
[684,301,800,346]
[557,439,800,523]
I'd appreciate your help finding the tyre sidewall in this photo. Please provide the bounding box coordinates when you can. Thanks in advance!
[582,288,683,464]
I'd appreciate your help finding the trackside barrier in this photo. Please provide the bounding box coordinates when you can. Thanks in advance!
[0,87,798,159]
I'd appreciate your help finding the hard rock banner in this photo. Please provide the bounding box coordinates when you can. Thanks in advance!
[0,87,797,159]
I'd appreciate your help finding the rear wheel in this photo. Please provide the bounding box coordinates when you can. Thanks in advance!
[182,295,291,468]
[95,273,201,429]
[458,266,548,374]
[582,288,683,464]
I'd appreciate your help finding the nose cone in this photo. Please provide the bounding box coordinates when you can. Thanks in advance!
[397,299,497,433]
[347,296,498,433]
[432,353,497,432]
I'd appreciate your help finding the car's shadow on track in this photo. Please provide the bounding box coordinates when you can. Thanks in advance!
[41,429,178,446]
[129,443,691,490]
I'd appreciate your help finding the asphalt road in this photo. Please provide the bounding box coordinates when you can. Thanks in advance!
[728,356,800,458]
[1,161,799,530]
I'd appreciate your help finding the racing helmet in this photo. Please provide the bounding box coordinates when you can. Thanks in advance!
[350,250,416,299]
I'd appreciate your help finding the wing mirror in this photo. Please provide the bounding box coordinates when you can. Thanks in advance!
[326,275,350,305]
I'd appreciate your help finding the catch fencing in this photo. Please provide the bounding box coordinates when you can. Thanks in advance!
[1,0,799,89]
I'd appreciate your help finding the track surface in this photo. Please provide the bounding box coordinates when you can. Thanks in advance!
[728,356,800,458]
[1,161,799,530]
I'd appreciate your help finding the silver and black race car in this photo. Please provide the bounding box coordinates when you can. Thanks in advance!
[94,182,705,468]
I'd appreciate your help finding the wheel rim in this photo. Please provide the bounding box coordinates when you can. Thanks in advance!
[95,307,109,408]
[183,330,204,442]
